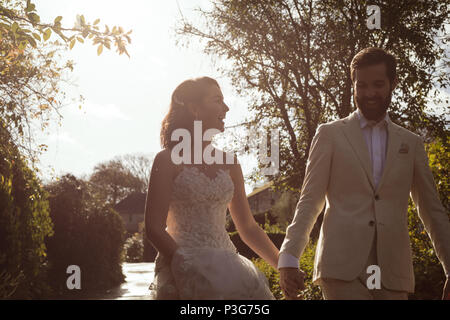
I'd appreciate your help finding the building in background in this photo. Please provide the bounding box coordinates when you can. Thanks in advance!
[114,192,146,235]
[247,182,280,216]
[226,182,281,232]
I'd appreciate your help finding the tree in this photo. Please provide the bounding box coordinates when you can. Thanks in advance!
[0,0,132,165]
[89,159,143,207]
[45,174,126,296]
[1,0,131,55]
[0,0,132,299]
[114,153,155,193]
[1,13,69,164]
[0,118,53,299]
[177,0,449,191]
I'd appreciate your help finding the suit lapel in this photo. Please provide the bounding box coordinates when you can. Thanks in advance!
[341,111,375,190]
[375,120,402,193]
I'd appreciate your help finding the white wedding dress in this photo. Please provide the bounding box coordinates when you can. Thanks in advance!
[149,166,274,300]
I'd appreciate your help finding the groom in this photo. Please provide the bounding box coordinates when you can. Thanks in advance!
[278,47,450,300]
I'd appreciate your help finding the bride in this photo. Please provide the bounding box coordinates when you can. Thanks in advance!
[145,76,279,299]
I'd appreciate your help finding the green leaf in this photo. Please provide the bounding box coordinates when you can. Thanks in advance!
[94,18,100,25]
[97,44,103,55]
[32,32,41,41]
[18,41,27,51]
[43,28,51,41]
[11,22,19,34]
[77,37,84,43]
[69,38,76,49]
[25,1,36,13]
[27,37,37,48]
[27,12,40,24]
[54,16,62,24]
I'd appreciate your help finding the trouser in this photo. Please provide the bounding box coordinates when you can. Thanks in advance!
[318,231,408,300]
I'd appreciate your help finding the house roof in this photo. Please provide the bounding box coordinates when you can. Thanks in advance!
[247,181,273,198]
[114,192,147,215]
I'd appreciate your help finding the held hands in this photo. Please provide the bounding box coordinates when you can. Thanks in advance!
[279,267,306,300]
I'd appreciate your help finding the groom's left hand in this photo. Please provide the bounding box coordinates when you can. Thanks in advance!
[443,277,449,300]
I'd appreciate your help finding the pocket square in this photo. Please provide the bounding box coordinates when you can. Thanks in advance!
[399,143,409,154]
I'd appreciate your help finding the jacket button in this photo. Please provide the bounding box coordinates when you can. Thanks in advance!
[375,195,380,200]
[369,221,375,226]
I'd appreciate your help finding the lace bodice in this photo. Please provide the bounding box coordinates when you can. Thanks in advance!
[166,166,236,252]
[150,165,275,300]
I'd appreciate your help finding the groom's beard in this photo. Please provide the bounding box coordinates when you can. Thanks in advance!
[355,91,392,121]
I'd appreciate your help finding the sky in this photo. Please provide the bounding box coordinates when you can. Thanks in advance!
[33,0,259,193]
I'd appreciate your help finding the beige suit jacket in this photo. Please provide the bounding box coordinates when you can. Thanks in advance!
[280,110,450,292]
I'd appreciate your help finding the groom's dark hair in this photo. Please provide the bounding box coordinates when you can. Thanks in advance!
[350,47,397,85]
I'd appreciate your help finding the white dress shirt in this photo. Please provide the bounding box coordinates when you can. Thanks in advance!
[278,109,390,269]
[357,109,389,189]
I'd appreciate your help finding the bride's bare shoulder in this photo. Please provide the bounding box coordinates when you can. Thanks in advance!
[152,148,177,174]
[154,148,171,163]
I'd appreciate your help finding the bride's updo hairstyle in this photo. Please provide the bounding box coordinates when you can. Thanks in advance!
[160,76,220,149]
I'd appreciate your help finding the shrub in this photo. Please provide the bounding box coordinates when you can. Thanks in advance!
[123,233,144,262]
[262,214,289,234]
[0,121,54,299]
[408,202,447,300]
[45,174,126,297]
[252,241,323,300]
[407,137,449,300]
[0,269,24,299]
[298,241,323,300]
[251,257,283,299]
